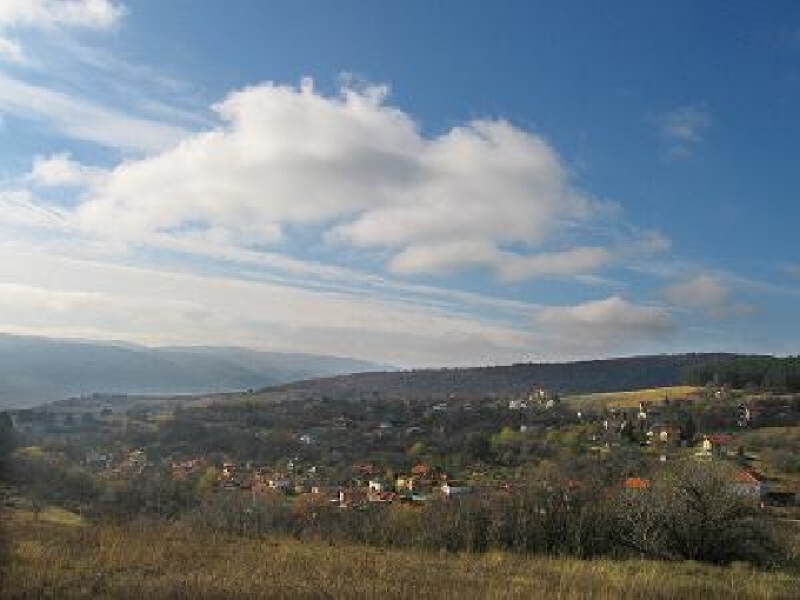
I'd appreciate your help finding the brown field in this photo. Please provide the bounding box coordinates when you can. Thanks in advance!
[564,386,702,410]
[2,515,798,600]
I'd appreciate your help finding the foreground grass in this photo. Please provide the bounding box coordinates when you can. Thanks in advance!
[2,518,798,600]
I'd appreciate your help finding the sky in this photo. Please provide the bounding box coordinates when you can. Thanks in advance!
[0,0,799,368]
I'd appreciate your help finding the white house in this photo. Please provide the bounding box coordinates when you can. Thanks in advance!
[441,483,474,498]
[368,479,387,493]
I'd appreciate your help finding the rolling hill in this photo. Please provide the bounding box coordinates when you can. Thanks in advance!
[0,334,383,409]
[248,353,753,404]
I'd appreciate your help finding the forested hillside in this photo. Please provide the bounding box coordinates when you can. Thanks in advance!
[684,356,800,392]
[256,353,752,402]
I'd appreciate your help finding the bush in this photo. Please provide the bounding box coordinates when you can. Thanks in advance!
[613,461,781,565]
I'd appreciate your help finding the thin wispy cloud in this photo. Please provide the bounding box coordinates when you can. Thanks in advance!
[663,274,730,309]
[0,0,195,154]
[0,189,68,230]
[662,273,755,321]
[0,73,191,153]
[659,106,711,158]
[783,264,800,278]
[0,248,540,367]
[0,0,126,31]
[0,35,25,63]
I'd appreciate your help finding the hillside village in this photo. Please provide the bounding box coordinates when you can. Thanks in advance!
[6,380,800,522]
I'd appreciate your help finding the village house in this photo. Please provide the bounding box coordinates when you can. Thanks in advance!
[696,434,736,459]
[267,475,292,491]
[440,482,474,498]
[528,387,560,409]
[509,399,528,410]
[411,463,430,478]
[623,477,651,491]
[367,489,396,503]
[395,475,414,492]
[339,487,367,508]
[368,479,389,493]
[733,470,766,499]
[248,471,292,495]
[220,461,238,480]
[648,423,681,445]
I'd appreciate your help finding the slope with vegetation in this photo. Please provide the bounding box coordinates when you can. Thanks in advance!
[4,358,800,598]
[684,356,800,393]
[253,353,750,404]
[3,517,798,600]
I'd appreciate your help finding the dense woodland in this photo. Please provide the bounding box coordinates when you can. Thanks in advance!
[685,356,800,392]
[258,353,749,403]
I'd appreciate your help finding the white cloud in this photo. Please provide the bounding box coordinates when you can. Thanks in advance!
[0,73,191,152]
[663,274,729,308]
[662,273,756,320]
[389,242,611,281]
[0,76,689,365]
[330,119,599,249]
[27,152,105,187]
[63,79,631,280]
[0,0,125,31]
[537,295,672,338]
[0,35,24,63]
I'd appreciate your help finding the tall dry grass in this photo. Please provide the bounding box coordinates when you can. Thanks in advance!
[3,518,798,600]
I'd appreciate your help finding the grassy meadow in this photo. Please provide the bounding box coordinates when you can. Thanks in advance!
[2,513,799,600]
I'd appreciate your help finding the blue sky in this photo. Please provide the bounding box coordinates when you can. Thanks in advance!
[0,1,799,367]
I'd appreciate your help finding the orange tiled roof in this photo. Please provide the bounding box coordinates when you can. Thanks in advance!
[734,470,760,484]
[624,477,651,490]
[708,434,735,445]
[412,463,429,476]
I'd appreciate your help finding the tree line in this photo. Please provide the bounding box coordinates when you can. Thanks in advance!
[684,356,800,392]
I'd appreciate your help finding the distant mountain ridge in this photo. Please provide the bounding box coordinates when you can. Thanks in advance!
[251,353,760,402]
[0,334,383,409]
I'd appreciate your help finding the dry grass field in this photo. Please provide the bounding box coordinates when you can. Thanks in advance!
[564,386,702,410]
[2,516,798,600]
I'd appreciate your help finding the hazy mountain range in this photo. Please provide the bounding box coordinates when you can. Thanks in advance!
[0,334,383,409]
